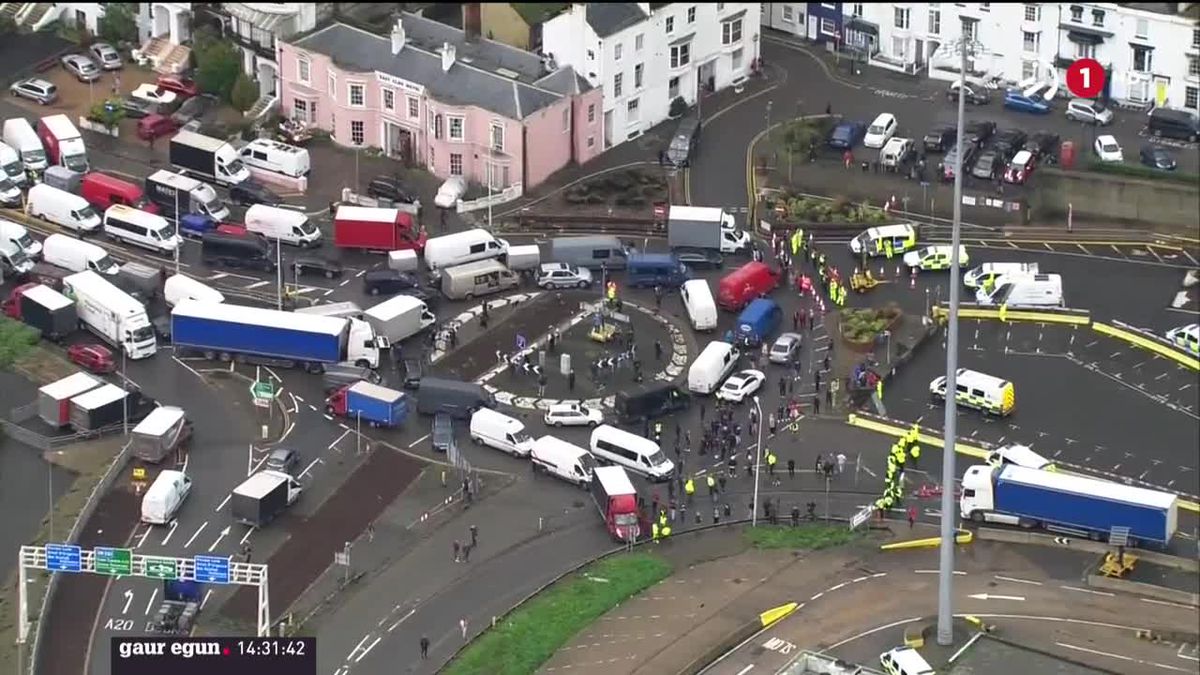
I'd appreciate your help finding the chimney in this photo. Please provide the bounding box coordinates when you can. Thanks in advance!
[441,42,457,72]
[636,3,651,15]
[463,2,482,42]
[390,18,406,55]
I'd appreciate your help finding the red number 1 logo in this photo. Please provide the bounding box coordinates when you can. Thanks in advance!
[1066,58,1105,99]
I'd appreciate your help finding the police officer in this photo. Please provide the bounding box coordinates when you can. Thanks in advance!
[684,476,696,504]
[651,521,660,543]
[706,474,717,498]
[766,452,777,476]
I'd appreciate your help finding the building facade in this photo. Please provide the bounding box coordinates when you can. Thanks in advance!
[761,3,843,44]
[542,2,761,149]
[278,13,602,190]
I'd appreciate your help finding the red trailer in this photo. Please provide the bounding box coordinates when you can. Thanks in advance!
[333,205,426,252]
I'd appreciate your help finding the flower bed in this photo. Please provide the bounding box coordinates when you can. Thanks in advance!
[838,305,903,352]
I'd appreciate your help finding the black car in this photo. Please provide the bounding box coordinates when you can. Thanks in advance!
[940,143,978,182]
[151,314,172,340]
[1023,131,1060,161]
[964,120,996,146]
[364,269,420,296]
[366,176,417,204]
[401,356,424,389]
[398,286,439,308]
[923,125,957,153]
[970,150,1002,180]
[293,256,344,279]
[120,96,155,119]
[990,129,1028,160]
[265,447,300,475]
[673,247,724,269]
[1139,145,1178,171]
[229,180,282,207]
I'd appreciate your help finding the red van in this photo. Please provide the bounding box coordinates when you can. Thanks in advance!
[716,261,780,311]
[80,172,160,214]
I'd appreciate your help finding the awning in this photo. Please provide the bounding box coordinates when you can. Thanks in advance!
[845,17,878,37]
[669,31,695,47]
[1130,42,1155,51]
[1067,30,1103,45]
[721,9,747,23]
[224,3,288,33]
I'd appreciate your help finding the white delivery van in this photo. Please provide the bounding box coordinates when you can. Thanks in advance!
[589,424,675,482]
[469,408,534,458]
[687,341,741,394]
[140,470,192,524]
[879,646,935,675]
[0,141,27,186]
[963,262,1038,290]
[975,273,1063,307]
[238,138,311,178]
[164,274,225,307]
[27,183,101,233]
[103,204,181,254]
[2,118,47,172]
[43,234,119,275]
[986,444,1054,471]
[244,204,321,247]
[680,279,717,331]
[423,228,508,271]
[0,218,42,258]
[530,436,597,487]
[440,259,519,300]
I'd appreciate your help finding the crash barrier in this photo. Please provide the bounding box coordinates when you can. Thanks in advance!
[507,212,664,235]
[457,182,523,214]
[247,166,307,193]
[931,302,1092,326]
[976,528,1200,571]
[1093,320,1200,372]
[1087,574,1199,607]
[879,529,973,550]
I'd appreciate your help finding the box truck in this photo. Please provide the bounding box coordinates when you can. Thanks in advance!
[61,271,158,359]
[36,114,89,173]
[14,283,76,341]
[666,205,749,254]
[131,406,193,463]
[590,466,644,541]
[333,205,425,252]
[170,301,384,371]
[168,130,251,186]
[230,470,303,527]
[363,295,435,343]
[37,372,102,427]
[960,464,1178,548]
[144,170,230,221]
[68,383,129,431]
[325,381,409,428]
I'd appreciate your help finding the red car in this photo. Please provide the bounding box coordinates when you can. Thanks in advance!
[136,114,180,141]
[216,223,249,236]
[155,74,199,99]
[68,344,116,374]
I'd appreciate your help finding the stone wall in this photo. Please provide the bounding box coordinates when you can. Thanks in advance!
[1030,168,1200,229]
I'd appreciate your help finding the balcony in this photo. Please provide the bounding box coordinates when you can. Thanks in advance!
[211,3,298,61]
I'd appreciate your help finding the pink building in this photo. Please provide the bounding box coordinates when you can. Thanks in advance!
[278,12,603,190]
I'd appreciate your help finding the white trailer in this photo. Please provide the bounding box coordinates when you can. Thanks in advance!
[62,271,158,359]
[364,295,435,343]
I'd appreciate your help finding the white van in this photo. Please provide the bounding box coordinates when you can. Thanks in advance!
[687,341,741,394]
[140,470,192,524]
[2,118,47,172]
[103,205,181,254]
[879,646,935,675]
[164,274,225,307]
[238,138,311,178]
[27,183,101,233]
[930,367,1014,416]
[589,424,675,482]
[0,218,41,258]
[469,408,534,458]
[530,436,597,487]
[976,273,1063,307]
[423,228,509,271]
[42,233,119,275]
[879,137,913,168]
[295,301,364,320]
[680,279,717,331]
[0,141,27,186]
[244,204,321,247]
[963,262,1038,290]
[986,444,1054,471]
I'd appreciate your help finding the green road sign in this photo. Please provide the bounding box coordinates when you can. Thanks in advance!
[143,556,178,580]
[251,381,276,400]
[94,547,132,576]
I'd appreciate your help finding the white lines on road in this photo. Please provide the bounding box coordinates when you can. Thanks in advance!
[329,429,352,450]
[300,457,323,478]
[206,273,229,281]
[408,433,430,449]
[160,520,179,546]
[144,589,158,615]
[350,634,382,664]
[201,589,213,610]
[1056,642,1192,672]
[215,494,231,512]
[994,575,1042,586]
[1140,598,1195,610]
[915,570,966,576]
[1060,585,1114,597]
[184,522,208,548]
[208,526,232,552]
[387,608,415,632]
[134,528,152,549]
[239,527,254,546]
[121,589,133,614]
[735,665,756,675]
[244,280,270,290]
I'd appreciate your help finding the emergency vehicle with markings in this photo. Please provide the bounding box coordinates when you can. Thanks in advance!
[902,244,969,271]
[929,368,1014,416]
[848,223,918,257]
[1166,323,1198,356]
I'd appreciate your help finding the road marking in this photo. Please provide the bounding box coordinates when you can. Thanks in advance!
[994,575,1042,586]
[735,665,755,675]
[208,526,232,552]
[967,593,1025,601]
[144,589,158,615]
[329,429,352,450]
[1056,642,1192,672]
[207,273,229,281]
[201,589,213,610]
[160,520,179,546]
[387,608,416,632]
[240,528,254,545]
[134,528,151,549]
[408,433,430,448]
[215,494,231,512]
[299,457,322,478]
[1060,585,1113,597]
[355,636,382,663]
[244,280,270,289]
[915,570,966,575]
[1140,598,1194,610]
[184,522,208,548]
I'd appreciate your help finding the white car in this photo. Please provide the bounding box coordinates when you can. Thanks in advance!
[1166,323,1199,356]
[715,369,766,403]
[1093,134,1123,163]
[769,333,803,364]
[537,262,593,289]
[902,244,969,271]
[863,113,898,149]
[434,176,467,209]
[544,402,603,427]
[131,83,178,107]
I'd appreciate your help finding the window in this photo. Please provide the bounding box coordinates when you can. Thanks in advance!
[1022,32,1038,53]
[962,21,976,41]
[892,36,910,61]
[666,15,674,33]
[587,49,595,60]
[614,72,623,97]
[614,42,623,61]
[1194,28,1200,49]
[1190,55,1200,78]
[382,88,395,112]
[634,63,644,88]
[1070,5,1082,22]
[782,5,794,22]
[928,9,940,34]
[449,153,463,176]
[820,18,836,36]
[636,33,644,51]
[587,103,596,123]
[852,3,863,17]
[668,75,680,99]
[732,47,743,70]
[722,18,742,45]
[562,107,569,131]
[1132,46,1152,72]
[894,7,910,30]
[587,135,595,148]
[487,122,503,152]
[297,58,310,84]
[627,98,640,122]
[1186,86,1198,110]
[1021,60,1037,81]
[408,96,419,119]
[687,6,696,23]
[1091,9,1104,27]
[350,120,364,145]
[1023,4,1038,22]
[327,73,336,98]
[448,115,464,141]
[1135,18,1148,39]
[670,43,690,68]
[348,83,365,107]
[293,99,308,123]
[1075,42,1095,59]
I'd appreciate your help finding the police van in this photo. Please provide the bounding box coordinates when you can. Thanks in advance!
[963,262,1038,289]
[902,244,968,271]
[1166,323,1199,356]
[929,368,1014,416]
[849,223,918,257]
[879,646,935,675]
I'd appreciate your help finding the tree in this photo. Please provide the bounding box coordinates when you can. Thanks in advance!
[780,119,824,183]
[87,99,126,133]
[0,319,39,370]
[194,39,241,102]
[97,3,138,44]
[229,72,258,114]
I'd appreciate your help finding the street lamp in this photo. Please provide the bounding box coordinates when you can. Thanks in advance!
[275,237,283,310]
[751,395,763,526]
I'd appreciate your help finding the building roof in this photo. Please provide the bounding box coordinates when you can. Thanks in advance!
[397,11,548,83]
[535,65,593,95]
[586,3,648,37]
[511,3,569,25]
[1118,2,1193,16]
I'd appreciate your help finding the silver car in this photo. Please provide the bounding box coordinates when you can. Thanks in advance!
[61,54,101,82]
[9,77,58,105]
[769,333,803,364]
[89,42,123,70]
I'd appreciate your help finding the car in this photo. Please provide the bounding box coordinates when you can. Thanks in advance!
[61,54,101,82]
[293,256,344,279]
[826,120,867,149]
[131,83,179,108]
[0,176,22,207]
[1065,98,1113,126]
[171,93,217,125]
[89,42,122,70]
[401,356,424,389]
[155,74,200,98]
[922,125,957,153]
[229,180,282,207]
[434,176,466,209]
[863,113,898,149]
[1003,150,1036,184]
[673,247,724,269]
[715,369,766,403]
[217,223,250,236]
[322,362,381,392]
[151,314,172,340]
[544,402,604,427]
[970,150,1002,180]
[902,244,969,270]
[135,113,180,141]
[363,269,420,296]
[9,77,58,105]
[768,333,803,364]
[265,447,300,475]
[432,413,453,452]
[1166,323,1199,356]
[964,120,996,146]
[398,287,439,309]
[1023,131,1060,161]
[1003,89,1051,114]
[1094,135,1123,163]
[67,343,115,374]
[940,143,978,181]
[947,80,992,105]
[366,175,418,204]
[989,129,1028,160]
[119,96,155,119]
[1139,145,1177,171]
[536,262,593,289]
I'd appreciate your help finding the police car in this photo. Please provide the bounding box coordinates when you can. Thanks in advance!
[849,223,918,257]
[1166,323,1199,356]
[902,244,969,271]
[929,368,1014,416]
[963,262,1038,289]
[879,646,935,675]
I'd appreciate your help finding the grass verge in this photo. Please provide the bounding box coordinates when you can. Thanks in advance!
[743,524,864,550]
[445,553,672,675]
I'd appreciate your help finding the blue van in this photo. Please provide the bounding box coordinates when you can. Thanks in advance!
[735,298,781,347]
[626,253,691,288]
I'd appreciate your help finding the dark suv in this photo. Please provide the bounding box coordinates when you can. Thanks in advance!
[990,129,1028,160]
[366,176,417,204]
[363,269,420,296]
[923,125,957,153]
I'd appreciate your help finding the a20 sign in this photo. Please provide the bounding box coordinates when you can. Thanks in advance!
[1066,58,1105,99]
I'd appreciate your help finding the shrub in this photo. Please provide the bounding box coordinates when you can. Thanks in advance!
[669,96,687,119]
[229,72,258,114]
[585,193,606,204]
[1084,160,1199,185]
[98,2,138,44]
[87,99,126,131]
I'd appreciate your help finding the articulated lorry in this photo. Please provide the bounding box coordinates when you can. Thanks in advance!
[231,470,302,527]
[590,466,643,541]
[62,271,158,359]
[960,464,1178,548]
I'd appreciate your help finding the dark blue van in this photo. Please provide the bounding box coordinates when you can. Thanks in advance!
[735,298,781,347]
[626,253,691,288]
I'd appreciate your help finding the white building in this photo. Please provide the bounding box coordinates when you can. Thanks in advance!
[543,2,761,149]
[135,2,193,74]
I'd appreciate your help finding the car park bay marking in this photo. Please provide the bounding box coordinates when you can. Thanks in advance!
[215,494,230,512]
[408,434,430,449]
[299,457,322,478]
[244,280,270,290]
[134,528,152,549]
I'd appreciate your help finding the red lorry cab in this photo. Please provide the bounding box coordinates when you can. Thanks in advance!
[590,466,643,541]
[333,205,426,252]
[81,173,160,214]
[2,283,39,319]
[717,261,780,311]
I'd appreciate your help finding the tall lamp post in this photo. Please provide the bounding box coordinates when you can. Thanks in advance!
[751,395,763,525]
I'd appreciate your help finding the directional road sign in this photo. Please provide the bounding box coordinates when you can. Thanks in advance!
[45,544,82,573]
[94,547,133,576]
[142,556,179,580]
[194,555,231,584]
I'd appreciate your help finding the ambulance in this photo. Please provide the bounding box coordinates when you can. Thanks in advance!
[848,223,918,258]
[929,368,1014,416]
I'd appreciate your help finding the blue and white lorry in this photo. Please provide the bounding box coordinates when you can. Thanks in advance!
[960,464,1178,548]
[170,300,385,371]
[325,381,409,428]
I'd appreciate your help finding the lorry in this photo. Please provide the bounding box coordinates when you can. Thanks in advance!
[37,371,102,427]
[36,114,89,173]
[325,381,409,428]
[8,283,76,341]
[230,470,303,527]
[131,406,193,463]
[590,466,644,541]
[168,130,251,186]
[960,464,1178,548]
[333,205,426,252]
[68,383,130,431]
[666,205,750,254]
[61,271,158,359]
[170,300,384,371]
[145,170,230,221]
[363,294,435,343]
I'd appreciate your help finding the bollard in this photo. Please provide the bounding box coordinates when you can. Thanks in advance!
[539,516,544,532]
[261,424,269,440]
[441,470,447,487]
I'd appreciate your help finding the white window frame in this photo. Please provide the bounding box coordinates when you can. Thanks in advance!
[782,5,794,22]
[587,103,596,123]
[293,98,308,123]
[614,72,623,98]
[587,135,595,148]
[382,88,395,112]
[634,62,644,89]
[722,18,743,45]
[447,115,465,141]
[732,47,743,71]
[1022,31,1039,54]
[1070,5,1083,22]
[1023,4,1039,22]
[408,96,420,120]
[327,72,336,99]
[687,6,696,23]
[490,121,504,152]
[670,44,690,69]
[348,82,365,108]
[350,119,364,145]
[614,42,623,61]
[666,15,675,34]
[852,3,863,17]
[1185,86,1198,110]
[894,7,910,30]
[297,57,310,84]
[1091,9,1104,27]
[449,153,463,176]
[627,97,640,123]
[1132,46,1152,73]
[1190,55,1200,79]
[1074,42,1095,59]
[668,76,680,99]
[1194,28,1200,49]
[820,18,836,36]
[1135,18,1148,39]
[928,9,940,34]
[636,33,644,51]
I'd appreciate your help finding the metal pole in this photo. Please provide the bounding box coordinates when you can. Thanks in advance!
[356,412,362,455]
[275,236,283,310]
[486,148,493,230]
[751,395,763,526]
[174,190,181,274]
[824,474,830,523]
[48,463,53,539]
[122,347,128,435]
[937,27,970,647]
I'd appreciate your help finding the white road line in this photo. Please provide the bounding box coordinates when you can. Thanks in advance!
[215,494,231,512]
[184,522,208,548]
[244,280,270,290]
[387,608,416,632]
[134,528,152,549]
[354,636,381,663]
[160,520,179,546]
[181,454,189,474]
[1057,642,1192,671]
[144,589,158,615]
[915,570,966,575]
[240,528,254,545]
[299,457,322,478]
[994,575,1042,586]
[207,273,229,281]
[735,665,755,675]
[329,429,352,450]
[201,589,213,610]
[408,433,430,448]
[1060,585,1113,597]
[1140,598,1194,610]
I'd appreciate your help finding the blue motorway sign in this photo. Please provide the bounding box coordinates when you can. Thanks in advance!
[45,543,82,573]
[193,555,231,584]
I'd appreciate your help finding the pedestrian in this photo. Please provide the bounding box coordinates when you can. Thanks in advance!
[825,101,832,116]
[654,285,664,309]
[537,372,548,397]
[462,542,472,562]
[453,540,461,563]
[825,386,833,409]
[420,635,430,659]
[837,452,847,475]
[907,505,917,529]
[814,370,822,390]
[654,340,663,361]
[768,412,777,435]
[700,403,707,423]
[366,523,375,542]
[469,524,478,547]
[778,376,787,397]
[713,506,720,524]
[792,311,800,331]
[568,370,576,391]
[787,458,795,479]
[813,395,820,415]
[815,453,823,474]
[718,474,727,493]
[460,618,468,640]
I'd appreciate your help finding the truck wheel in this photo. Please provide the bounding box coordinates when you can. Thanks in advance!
[465,291,474,300]
[970,511,983,523]
[307,363,324,374]
[325,270,335,279]
[203,350,216,360]
[325,405,335,415]
[370,287,380,296]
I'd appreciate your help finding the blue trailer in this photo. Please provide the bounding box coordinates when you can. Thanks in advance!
[735,298,782,347]
[960,464,1178,548]
[327,381,408,428]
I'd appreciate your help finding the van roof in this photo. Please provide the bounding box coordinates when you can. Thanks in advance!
[443,258,509,275]
[64,271,148,316]
[738,297,779,320]
[365,294,424,321]
[472,407,523,429]
[533,435,589,459]
[629,252,679,265]
[348,381,404,402]
[30,182,88,204]
[418,377,485,396]
[84,171,137,189]
[551,235,624,249]
[106,204,169,228]
[40,114,79,138]
[669,205,724,221]
[696,340,735,362]
[133,406,185,436]
[593,424,658,451]
[245,138,306,154]
[1001,464,1177,509]
[882,646,934,673]
[172,300,346,335]
[425,228,494,247]
[171,130,228,152]
[246,204,307,227]
[954,368,1009,390]
[865,223,916,238]
[147,169,202,190]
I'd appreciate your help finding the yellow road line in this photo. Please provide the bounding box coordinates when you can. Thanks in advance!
[1092,323,1200,371]
[880,530,973,550]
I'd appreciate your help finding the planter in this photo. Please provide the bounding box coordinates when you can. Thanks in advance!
[838,307,903,352]
[79,117,118,137]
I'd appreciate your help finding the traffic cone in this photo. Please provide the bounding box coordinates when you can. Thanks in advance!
[910,267,917,289]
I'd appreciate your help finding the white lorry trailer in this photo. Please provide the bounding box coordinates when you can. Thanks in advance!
[61,271,158,359]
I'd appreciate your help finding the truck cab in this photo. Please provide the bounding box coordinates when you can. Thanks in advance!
[347,317,384,368]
